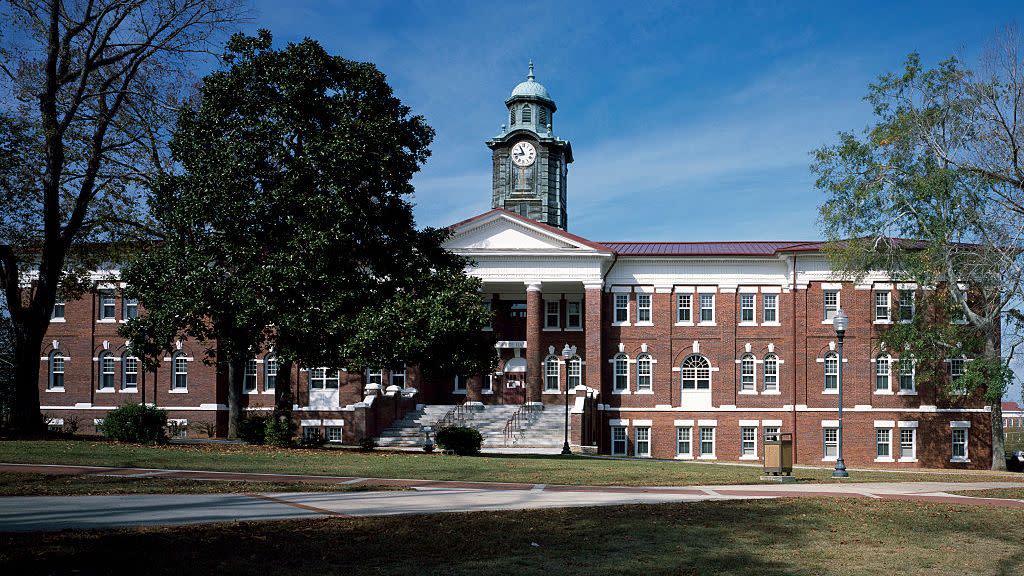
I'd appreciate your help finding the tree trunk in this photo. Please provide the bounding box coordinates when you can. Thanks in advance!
[273,359,294,444]
[11,327,45,436]
[226,355,244,438]
[984,334,1007,471]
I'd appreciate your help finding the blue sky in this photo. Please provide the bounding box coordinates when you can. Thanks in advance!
[251,0,1021,243]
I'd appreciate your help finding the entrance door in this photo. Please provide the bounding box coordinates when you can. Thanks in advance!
[503,373,526,404]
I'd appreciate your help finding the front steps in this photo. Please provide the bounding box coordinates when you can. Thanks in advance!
[374,404,569,449]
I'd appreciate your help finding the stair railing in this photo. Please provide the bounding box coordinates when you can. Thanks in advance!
[433,399,472,431]
[502,403,541,446]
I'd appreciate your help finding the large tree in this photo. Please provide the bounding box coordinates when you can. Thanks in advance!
[122,31,495,438]
[0,0,244,435]
[813,41,1024,470]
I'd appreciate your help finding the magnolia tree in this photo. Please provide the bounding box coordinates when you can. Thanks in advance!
[0,0,245,435]
[813,35,1024,469]
[122,32,495,438]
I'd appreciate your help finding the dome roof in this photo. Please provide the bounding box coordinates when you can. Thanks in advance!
[509,61,552,102]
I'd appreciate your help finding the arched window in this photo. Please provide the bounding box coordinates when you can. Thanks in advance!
[522,104,532,123]
[49,351,65,390]
[740,353,755,392]
[539,106,548,127]
[510,106,516,125]
[613,353,629,391]
[98,351,115,390]
[544,355,560,392]
[681,355,711,390]
[243,358,258,392]
[264,355,277,391]
[875,354,891,392]
[763,354,779,392]
[636,353,652,392]
[122,354,139,390]
[567,356,582,389]
[172,352,188,390]
[824,352,838,391]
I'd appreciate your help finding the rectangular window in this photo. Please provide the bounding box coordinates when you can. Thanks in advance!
[614,293,629,323]
[123,297,139,320]
[545,300,560,328]
[635,426,651,457]
[763,294,777,323]
[99,290,116,320]
[265,358,277,390]
[741,426,756,457]
[99,355,115,390]
[676,293,691,322]
[950,358,965,382]
[509,302,527,319]
[637,293,652,323]
[367,368,382,386]
[740,293,755,323]
[567,359,582,389]
[699,427,715,457]
[952,428,968,460]
[876,428,891,458]
[875,357,890,392]
[823,427,838,458]
[311,368,339,389]
[123,357,138,390]
[243,360,257,392]
[173,356,188,390]
[327,426,343,442]
[636,356,652,391]
[453,375,467,391]
[49,354,65,390]
[390,366,406,388]
[899,360,915,393]
[824,354,838,391]
[899,290,914,321]
[823,290,839,321]
[611,426,627,455]
[52,298,65,320]
[302,427,319,441]
[566,301,582,328]
[764,426,781,442]
[874,291,890,321]
[900,428,916,460]
[482,374,494,393]
[699,293,715,323]
[482,301,493,329]
[613,356,628,391]
[676,427,692,457]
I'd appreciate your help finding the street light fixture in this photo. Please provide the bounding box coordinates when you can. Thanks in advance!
[832,309,849,478]
[561,343,577,455]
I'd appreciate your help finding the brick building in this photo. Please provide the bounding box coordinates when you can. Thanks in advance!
[36,64,994,468]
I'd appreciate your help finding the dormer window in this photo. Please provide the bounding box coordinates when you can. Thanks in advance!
[522,104,532,123]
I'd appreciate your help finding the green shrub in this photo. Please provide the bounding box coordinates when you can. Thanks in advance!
[435,425,482,456]
[264,414,295,447]
[100,403,168,444]
[238,415,268,444]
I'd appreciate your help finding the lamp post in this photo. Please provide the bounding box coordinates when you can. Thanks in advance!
[561,343,577,455]
[832,309,849,478]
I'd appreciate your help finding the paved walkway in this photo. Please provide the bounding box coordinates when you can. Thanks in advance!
[1,462,1023,532]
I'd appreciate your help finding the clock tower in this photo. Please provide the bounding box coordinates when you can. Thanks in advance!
[487,62,573,230]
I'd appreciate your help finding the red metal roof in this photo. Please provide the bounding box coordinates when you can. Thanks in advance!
[601,241,814,257]
[1002,401,1021,412]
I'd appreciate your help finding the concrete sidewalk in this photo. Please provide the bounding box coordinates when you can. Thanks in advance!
[1,462,1022,532]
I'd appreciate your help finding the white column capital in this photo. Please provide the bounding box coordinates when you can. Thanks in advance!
[525,281,543,292]
[583,281,604,290]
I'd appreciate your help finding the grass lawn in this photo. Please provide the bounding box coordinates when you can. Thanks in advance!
[0,472,403,496]
[1,440,1022,487]
[948,487,1024,500]
[2,498,1022,575]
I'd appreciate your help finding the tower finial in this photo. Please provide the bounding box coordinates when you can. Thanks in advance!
[527,60,535,81]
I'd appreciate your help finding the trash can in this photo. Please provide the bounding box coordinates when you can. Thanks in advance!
[763,431,793,475]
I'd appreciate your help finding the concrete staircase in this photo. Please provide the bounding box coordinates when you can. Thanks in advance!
[374,404,569,449]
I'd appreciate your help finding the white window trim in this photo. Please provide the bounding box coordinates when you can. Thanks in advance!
[739,425,758,460]
[610,425,628,456]
[566,300,583,329]
[698,426,716,460]
[675,426,693,459]
[874,355,892,395]
[612,293,630,326]
[874,427,893,462]
[634,426,652,458]
[544,299,560,329]
[822,288,840,324]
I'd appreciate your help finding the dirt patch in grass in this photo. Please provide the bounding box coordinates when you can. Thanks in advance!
[2,497,1022,575]
[1,440,1020,487]
[0,472,404,496]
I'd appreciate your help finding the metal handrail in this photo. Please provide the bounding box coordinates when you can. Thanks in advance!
[433,399,472,430]
[502,402,540,446]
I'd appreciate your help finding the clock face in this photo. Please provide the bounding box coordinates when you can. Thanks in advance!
[511,141,537,167]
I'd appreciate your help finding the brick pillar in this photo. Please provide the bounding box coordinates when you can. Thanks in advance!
[525,281,543,404]
[466,375,483,406]
[584,282,603,393]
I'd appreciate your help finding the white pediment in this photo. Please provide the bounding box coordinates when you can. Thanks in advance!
[446,212,598,252]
